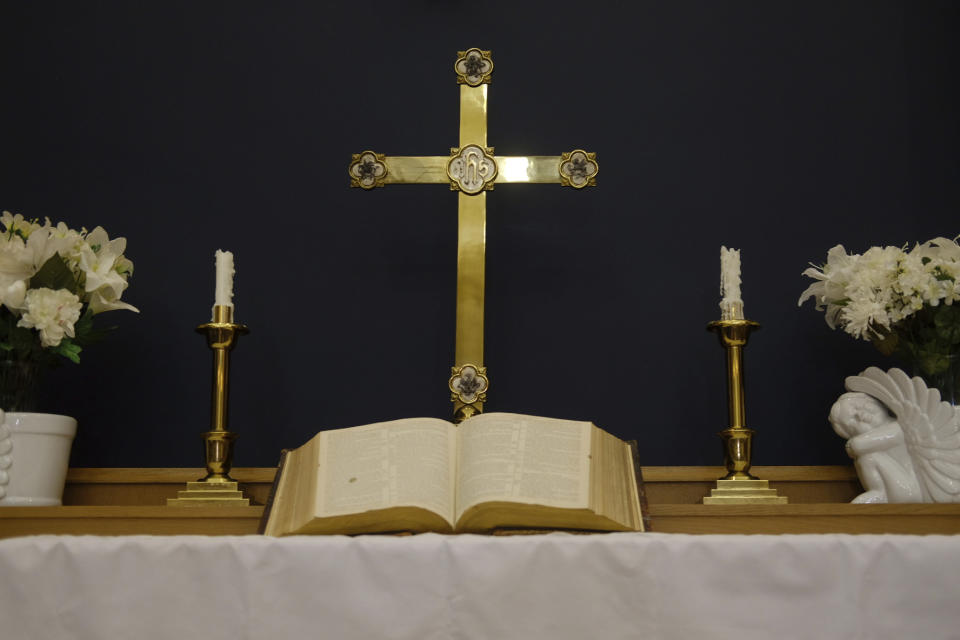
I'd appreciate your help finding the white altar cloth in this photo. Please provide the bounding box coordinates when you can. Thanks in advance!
[0,532,958,640]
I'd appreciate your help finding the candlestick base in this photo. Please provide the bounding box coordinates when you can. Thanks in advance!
[703,478,788,504]
[167,481,250,506]
[198,429,239,483]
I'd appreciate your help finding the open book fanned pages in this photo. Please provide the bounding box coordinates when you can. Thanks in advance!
[262,412,645,536]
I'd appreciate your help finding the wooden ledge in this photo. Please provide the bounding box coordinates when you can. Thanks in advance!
[63,466,859,484]
[641,466,859,482]
[0,506,265,537]
[66,468,279,483]
[2,504,959,537]
[649,503,960,535]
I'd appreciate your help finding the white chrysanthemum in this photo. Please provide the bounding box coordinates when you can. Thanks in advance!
[842,297,889,339]
[898,253,933,299]
[903,239,960,308]
[859,246,903,287]
[800,238,960,340]
[845,248,901,320]
[16,288,83,347]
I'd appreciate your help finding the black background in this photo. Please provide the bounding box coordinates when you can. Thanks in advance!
[1,1,956,468]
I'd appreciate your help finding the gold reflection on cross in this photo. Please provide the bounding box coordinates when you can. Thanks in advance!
[349,48,598,422]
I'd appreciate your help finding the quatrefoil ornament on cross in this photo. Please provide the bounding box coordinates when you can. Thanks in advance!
[449,364,489,405]
[454,49,494,87]
[348,151,388,190]
[559,150,598,189]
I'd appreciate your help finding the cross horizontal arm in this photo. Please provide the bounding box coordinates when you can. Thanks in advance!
[494,156,569,184]
[379,156,569,185]
[381,157,449,183]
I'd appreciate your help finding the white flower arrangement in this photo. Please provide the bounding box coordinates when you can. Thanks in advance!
[0,211,137,364]
[799,236,960,380]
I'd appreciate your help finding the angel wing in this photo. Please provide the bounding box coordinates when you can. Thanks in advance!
[845,367,960,503]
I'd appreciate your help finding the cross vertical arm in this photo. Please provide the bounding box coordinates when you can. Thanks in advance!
[454,191,486,409]
[449,69,490,422]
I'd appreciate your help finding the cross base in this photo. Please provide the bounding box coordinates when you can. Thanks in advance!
[703,479,788,504]
[453,402,482,424]
[167,481,250,507]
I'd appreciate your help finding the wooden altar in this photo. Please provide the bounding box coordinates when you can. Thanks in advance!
[1,466,959,537]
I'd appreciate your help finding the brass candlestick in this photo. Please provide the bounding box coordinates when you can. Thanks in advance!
[703,317,787,504]
[168,304,250,506]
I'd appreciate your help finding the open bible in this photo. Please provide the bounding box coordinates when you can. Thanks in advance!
[261,413,645,536]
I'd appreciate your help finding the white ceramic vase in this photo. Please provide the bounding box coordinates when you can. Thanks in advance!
[0,410,77,506]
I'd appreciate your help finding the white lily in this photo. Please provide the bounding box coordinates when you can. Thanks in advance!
[77,228,138,314]
[0,280,26,312]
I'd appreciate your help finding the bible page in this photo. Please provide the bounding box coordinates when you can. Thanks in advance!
[455,413,591,522]
[316,418,457,524]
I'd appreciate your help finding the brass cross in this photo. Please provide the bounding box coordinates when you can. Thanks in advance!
[349,48,598,422]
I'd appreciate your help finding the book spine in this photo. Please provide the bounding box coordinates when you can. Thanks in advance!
[257,449,291,535]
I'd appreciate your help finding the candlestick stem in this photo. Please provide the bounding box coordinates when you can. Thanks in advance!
[168,304,251,507]
[722,328,747,430]
[708,319,758,479]
[197,304,248,483]
[211,347,230,433]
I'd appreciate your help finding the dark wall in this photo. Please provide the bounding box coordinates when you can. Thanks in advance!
[1,1,957,468]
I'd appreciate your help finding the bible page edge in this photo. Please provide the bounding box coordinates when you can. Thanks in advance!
[315,417,458,526]
[590,425,643,531]
[454,413,592,524]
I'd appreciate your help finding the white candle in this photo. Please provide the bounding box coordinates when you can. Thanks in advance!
[213,249,235,318]
[720,246,744,320]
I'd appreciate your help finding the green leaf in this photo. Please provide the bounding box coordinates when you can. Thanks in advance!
[54,339,82,364]
[937,304,960,321]
[934,306,960,344]
[30,254,79,295]
[917,350,951,377]
[71,308,112,346]
[72,308,94,340]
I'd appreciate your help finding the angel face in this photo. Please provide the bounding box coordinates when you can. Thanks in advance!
[829,392,895,439]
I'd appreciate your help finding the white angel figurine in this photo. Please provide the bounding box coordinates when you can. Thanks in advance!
[0,410,10,500]
[829,367,960,504]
